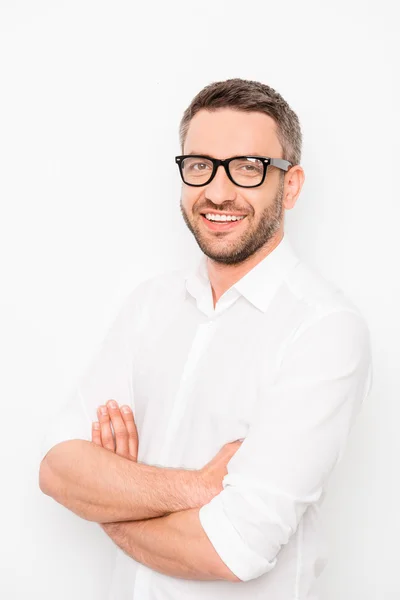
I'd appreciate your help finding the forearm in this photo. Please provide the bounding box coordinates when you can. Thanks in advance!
[39,440,213,523]
[100,508,239,582]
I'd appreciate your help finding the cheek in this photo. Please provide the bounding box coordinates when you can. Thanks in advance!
[245,191,273,216]
[182,190,202,213]
[240,194,258,217]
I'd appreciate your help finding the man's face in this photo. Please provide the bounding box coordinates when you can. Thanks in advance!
[180,108,287,265]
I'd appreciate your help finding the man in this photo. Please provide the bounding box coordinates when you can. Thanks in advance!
[39,78,372,599]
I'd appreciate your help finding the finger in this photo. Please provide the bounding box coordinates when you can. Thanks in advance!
[97,405,115,451]
[92,421,102,446]
[106,400,129,457]
[120,405,139,460]
[215,439,243,464]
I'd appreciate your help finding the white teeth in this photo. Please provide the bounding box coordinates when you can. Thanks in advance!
[204,213,245,222]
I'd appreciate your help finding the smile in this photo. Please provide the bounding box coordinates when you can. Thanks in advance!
[200,214,247,231]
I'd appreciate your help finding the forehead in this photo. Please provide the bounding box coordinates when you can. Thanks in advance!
[184,108,282,157]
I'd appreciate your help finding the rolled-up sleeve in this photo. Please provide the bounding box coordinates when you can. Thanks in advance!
[198,309,373,582]
[39,283,148,463]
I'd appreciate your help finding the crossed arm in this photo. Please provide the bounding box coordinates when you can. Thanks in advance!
[39,309,371,585]
[39,399,241,582]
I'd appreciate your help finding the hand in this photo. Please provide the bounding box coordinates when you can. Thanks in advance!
[200,439,244,496]
[91,399,139,462]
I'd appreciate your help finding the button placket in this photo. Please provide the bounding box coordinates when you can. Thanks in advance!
[158,322,215,462]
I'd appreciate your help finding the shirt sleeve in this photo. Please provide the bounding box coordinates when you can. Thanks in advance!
[39,282,148,463]
[198,309,373,582]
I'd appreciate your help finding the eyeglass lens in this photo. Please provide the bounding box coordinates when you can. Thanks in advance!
[180,156,265,187]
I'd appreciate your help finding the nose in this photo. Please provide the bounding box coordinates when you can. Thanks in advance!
[205,164,237,204]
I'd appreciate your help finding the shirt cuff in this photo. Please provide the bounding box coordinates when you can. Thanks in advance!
[198,492,277,582]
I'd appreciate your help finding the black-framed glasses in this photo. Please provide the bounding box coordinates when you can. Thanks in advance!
[175,154,292,188]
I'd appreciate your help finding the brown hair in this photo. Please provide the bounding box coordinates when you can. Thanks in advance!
[179,78,302,169]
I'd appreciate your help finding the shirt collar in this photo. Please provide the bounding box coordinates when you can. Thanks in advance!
[184,235,300,314]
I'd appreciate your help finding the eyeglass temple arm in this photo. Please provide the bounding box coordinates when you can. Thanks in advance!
[269,158,292,171]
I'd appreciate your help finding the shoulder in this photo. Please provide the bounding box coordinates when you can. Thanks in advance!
[284,259,366,322]
[280,259,371,359]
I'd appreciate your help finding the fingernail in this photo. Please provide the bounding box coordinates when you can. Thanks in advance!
[122,405,131,413]
[93,422,100,430]
[100,406,108,415]
[108,400,118,409]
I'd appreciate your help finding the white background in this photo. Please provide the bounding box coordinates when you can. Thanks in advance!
[0,1,398,599]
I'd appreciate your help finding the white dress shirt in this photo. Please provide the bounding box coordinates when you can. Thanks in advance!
[40,235,373,600]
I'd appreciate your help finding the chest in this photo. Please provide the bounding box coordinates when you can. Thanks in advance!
[131,301,292,469]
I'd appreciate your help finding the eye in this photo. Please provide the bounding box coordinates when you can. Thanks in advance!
[232,159,263,174]
[191,162,210,171]
[182,158,213,173]
[241,164,258,172]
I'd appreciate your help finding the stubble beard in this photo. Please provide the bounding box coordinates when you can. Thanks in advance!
[180,175,285,266]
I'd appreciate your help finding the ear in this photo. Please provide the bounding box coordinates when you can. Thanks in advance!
[283,165,305,211]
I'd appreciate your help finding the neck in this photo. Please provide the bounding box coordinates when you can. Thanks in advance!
[207,229,284,309]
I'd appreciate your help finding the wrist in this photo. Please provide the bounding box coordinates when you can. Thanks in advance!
[176,468,216,511]
[197,467,222,506]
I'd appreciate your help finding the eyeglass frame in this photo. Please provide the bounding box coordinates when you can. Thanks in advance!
[175,154,292,188]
